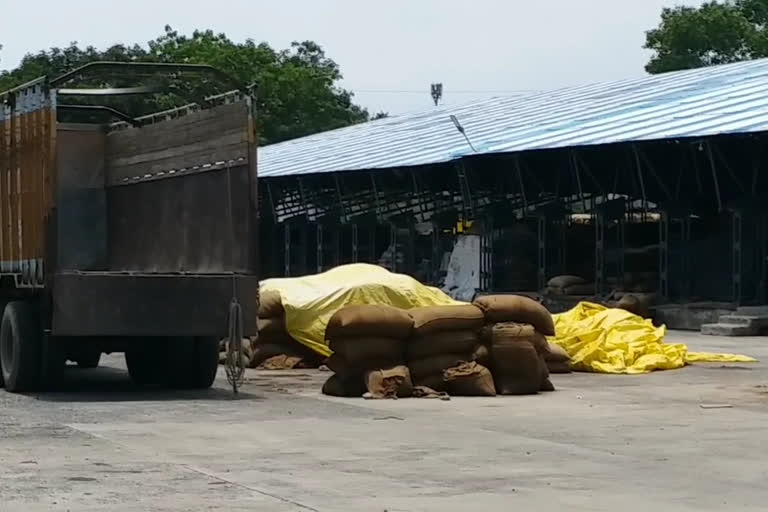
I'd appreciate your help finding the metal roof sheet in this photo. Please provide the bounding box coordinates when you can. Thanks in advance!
[259,58,768,178]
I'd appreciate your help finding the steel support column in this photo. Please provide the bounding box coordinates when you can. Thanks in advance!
[316,224,324,273]
[283,223,291,277]
[537,217,546,291]
[351,223,359,263]
[595,213,605,295]
[659,212,669,300]
[733,211,743,305]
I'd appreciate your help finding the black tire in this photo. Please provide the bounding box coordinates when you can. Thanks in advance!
[169,336,220,389]
[125,340,170,388]
[75,351,101,369]
[0,301,41,392]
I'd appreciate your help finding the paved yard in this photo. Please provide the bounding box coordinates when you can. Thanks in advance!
[1,331,766,511]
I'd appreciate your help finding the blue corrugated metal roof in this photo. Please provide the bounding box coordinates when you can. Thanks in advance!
[259,58,768,178]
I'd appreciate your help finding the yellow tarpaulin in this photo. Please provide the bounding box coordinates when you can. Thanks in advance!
[550,301,757,374]
[260,264,462,357]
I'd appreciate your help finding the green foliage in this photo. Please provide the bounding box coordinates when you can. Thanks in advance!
[0,27,377,144]
[645,0,768,74]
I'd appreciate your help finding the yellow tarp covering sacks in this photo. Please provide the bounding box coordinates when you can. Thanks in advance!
[260,264,462,357]
[550,301,756,374]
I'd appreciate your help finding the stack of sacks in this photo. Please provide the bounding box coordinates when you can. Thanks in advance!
[323,305,414,399]
[473,295,556,394]
[544,342,572,374]
[489,322,552,394]
[544,275,594,296]
[252,290,320,369]
[407,305,495,396]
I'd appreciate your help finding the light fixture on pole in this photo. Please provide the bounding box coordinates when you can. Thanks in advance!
[450,114,477,153]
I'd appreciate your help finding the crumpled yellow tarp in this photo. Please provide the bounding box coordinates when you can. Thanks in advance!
[550,301,757,374]
[260,264,462,357]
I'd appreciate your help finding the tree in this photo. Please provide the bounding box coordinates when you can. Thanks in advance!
[0,27,370,144]
[644,0,768,74]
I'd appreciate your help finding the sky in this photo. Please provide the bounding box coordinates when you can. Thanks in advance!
[0,0,702,115]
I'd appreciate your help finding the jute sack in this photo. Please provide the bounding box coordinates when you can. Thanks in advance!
[326,305,414,340]
[617,294,650,319]
[544,343,572,374]
[473,295,555,336]
[409,305,484,337]
[329,337,404,364]
[539,357,555,392]
[259,290,284,318]
[364,365,413,399]
[563,283,596,296]
[472,344,491,367]
[407,330,479,359]
[257,316,288,339]
[408,353,473,382]
[322,374,366,397]
[491,340,543,395]
[259,354,304,370]
[443,362,496,396]
[547,275,586,289]
[326,353,402,376]
[413,374,447,392]
[251,340,318,368]
[491,322,550,356]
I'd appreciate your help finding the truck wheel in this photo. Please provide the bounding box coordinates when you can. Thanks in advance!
[0,301,41,392]
[170,337,219,389]
[75,351,101,369]
[125,342,169,388]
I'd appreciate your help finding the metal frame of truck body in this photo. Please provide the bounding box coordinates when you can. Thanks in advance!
[0,62,259,342]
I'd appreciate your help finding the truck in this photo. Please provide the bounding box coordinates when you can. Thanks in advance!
[0,62,259,392]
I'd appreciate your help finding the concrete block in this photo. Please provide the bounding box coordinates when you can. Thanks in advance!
[701,323,758,336]
[719,315,768,329]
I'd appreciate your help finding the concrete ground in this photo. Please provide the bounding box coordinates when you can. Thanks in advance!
[0,331,766,512]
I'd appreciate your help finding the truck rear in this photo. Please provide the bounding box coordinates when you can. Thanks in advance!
[0,62,259,392]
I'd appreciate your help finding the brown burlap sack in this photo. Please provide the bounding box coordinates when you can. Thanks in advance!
[322,374,366,397]
[539,356,555,392]
[364,365,413,399]
[407,330,479,359]
[544,342,571,373]
[409,305,484,337]
[326,305,414,340]
[413,374,447,392]
[325,353,402,376]
[618,294,650,319]
[491,340,542,395]
[564,283,597,296]
[258,316,287,337]
[258,290,284,318]
[473,295,555,336]
[251,341,316,368]
[443,362,496,396]
[545,342,569,362]
[472,344,491,367]
[547,275,586,289]
[547,361,572,374]
[408,353,473,381]
[259,354,304,370]
[491,322,550,356]
[329,337,404,363]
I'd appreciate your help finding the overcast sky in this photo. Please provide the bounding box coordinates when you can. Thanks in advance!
[0,0,702,114]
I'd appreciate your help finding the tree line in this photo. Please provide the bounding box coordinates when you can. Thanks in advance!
[1,5,767,143]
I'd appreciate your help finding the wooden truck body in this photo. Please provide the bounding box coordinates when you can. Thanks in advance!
[0,62,259,391]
